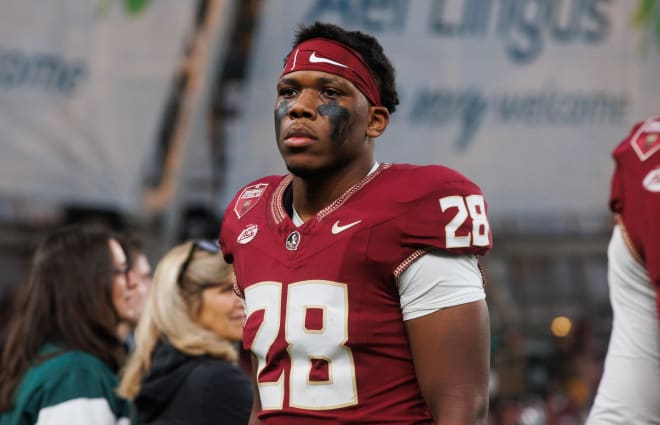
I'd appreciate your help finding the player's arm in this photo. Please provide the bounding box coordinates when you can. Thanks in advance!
[405,299,490,425]
[399,172,492,423]
[399,252,490,425]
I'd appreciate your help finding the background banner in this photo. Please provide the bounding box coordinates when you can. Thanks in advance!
[0,0,196,212]
[221,0,660,224]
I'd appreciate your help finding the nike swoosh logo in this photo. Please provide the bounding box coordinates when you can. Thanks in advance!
[309,52,348,68]
[331,220,362,234]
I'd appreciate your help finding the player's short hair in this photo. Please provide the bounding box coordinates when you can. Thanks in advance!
[287,21,400,114]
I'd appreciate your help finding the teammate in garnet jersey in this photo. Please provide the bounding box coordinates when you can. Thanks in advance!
[585,116,660,425]
[220,22,492,424]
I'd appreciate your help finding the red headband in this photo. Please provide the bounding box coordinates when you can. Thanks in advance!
[281,38,382,106]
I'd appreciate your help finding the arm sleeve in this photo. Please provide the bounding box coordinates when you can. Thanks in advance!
[36,367,128,425]
[399,251,486,321]
[36,399,126,425]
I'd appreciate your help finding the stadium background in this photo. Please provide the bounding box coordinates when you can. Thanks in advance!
[1,1,659,423]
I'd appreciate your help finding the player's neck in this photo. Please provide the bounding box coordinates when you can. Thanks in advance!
[292,161,378,222]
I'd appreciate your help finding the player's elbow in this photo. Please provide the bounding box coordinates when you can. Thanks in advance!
[429,388,489,425]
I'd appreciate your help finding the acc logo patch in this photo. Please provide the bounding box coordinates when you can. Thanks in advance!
[631,116,660,161]
[643,168,660,192]
[234,183,268,219]
[237,224,259,245]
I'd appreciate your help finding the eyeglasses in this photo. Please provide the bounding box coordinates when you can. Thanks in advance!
[113,264,130,278]
[177,240,221,287]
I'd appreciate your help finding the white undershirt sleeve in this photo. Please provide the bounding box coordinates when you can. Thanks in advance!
[398,251,486,321]
[585,225,660,424]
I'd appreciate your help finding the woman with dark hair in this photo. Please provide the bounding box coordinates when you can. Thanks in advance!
[0,225,134,424]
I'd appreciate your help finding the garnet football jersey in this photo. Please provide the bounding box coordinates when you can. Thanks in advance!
[609,115,660,319]
[220,163,492,424]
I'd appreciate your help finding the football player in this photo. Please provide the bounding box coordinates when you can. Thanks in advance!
[586,116,660,424]
[220,22,492,424]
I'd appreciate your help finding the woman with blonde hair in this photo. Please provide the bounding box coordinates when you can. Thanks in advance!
[118,240,251,424]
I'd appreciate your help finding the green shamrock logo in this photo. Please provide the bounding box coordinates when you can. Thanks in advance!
[123,0,151,14]
[633,0,660,49]
[96,0,152,18]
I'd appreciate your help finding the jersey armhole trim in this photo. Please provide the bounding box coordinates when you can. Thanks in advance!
[394,248,430,285]
[615,214,645,267]
[395,250,489,289]
[477,261,487,288]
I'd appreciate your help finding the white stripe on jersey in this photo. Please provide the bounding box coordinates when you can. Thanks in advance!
[35,397,128,425]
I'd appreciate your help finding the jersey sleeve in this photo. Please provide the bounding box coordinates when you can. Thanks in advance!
[637,170,660,291]
[398,166,493,256]
[640,173,660,288]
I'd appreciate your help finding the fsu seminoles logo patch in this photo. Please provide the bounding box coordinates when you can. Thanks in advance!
[285,231,301,251]
[234,183,269,219]
[631,116,660,161]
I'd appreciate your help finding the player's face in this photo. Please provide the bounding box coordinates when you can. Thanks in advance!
[275,70,373,178]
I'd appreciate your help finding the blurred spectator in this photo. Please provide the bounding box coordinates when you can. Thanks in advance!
[487,317,603,425]
[586,116,660,424]
[492,328,528,401]
[545,318,600,424]
[118,240,252,425]
[0,287,15,353]
[116,234,153,352]
[0,225,131,423]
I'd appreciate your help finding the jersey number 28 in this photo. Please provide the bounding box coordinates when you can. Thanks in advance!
[439,195,490,248]
[245,280,357,411]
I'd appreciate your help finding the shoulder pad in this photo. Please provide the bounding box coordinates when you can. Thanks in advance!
[620,116,660,162]
[230,175,282,219]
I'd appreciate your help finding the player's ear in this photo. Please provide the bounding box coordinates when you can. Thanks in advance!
[366,106,389,138]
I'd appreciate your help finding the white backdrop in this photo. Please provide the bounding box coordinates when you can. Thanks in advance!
[221,0,660,223]
[0,0,197,212]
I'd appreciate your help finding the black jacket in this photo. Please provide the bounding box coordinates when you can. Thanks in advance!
[134,340,252,425]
